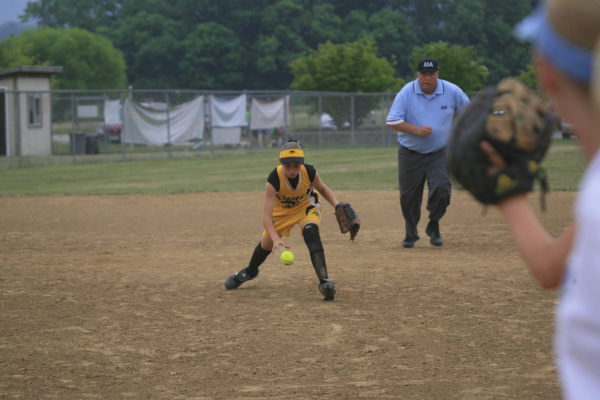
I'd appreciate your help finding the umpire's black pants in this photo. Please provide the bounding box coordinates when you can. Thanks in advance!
[397,145,451,241]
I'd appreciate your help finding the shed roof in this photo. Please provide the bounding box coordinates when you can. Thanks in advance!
[0,66,63,78]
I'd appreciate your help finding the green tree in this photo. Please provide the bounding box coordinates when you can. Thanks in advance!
[22,0,121,32]
[106,12,184,89]
[252,0,311,89]
[441,0,536,84]
[411,41,487,92]
[366,9,415,79]
[518,64,540,90]
[341,10,369,42]
[307,3,344,47]
[443,0,486,46]
[0,36,35,66]
[20,0,538,90]
[291,38,401,128]
[396,0,448,43]
[179,22,246,90]
[337,9,415,79]
[0,27,126,89]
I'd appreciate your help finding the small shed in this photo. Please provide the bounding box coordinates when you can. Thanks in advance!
[0,66,63,156]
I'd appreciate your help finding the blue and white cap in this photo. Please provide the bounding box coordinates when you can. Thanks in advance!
[515,2,594,83]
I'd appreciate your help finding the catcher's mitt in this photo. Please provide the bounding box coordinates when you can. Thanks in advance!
[335,202,360,241]
[447,78,554,208]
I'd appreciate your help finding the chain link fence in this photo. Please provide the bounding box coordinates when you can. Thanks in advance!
[0,89,407,168]
[3,88,567,170]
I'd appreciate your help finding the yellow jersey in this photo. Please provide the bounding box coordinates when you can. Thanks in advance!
[271,164,320,217]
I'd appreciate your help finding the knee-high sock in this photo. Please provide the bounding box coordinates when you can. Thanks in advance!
[246,242,270,277]
[303,224,328,282]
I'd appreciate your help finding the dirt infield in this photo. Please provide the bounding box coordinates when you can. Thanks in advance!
[0,190,573,399]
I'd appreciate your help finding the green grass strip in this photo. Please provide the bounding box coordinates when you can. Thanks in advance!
[0,140,586,196]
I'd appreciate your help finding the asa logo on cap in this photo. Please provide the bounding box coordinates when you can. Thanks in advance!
[418,58,439,72]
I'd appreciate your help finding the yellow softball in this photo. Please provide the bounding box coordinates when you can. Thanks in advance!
[280,251,294,265]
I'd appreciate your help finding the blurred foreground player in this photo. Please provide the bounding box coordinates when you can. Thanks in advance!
[449,0,600,398]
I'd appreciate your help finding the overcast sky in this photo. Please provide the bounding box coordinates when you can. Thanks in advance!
[1,0,31,25]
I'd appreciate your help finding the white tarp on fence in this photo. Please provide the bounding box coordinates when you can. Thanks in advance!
[250,96,289,130]
[122,96,204,145]
[211,127,242,145]
[104,99,122,125]
[210,94,247,127]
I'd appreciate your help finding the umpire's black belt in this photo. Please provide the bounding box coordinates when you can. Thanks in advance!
[400,145,445,155]
[400,145,420,154]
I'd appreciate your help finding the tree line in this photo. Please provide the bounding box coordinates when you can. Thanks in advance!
[2,0,537,91]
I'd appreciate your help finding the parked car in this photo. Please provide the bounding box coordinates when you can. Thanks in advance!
[551,104,576,139]
[558,119,576,139]
[96,122,122,143]
[320,113,350,130]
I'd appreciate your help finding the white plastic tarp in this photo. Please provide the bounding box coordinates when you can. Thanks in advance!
[210,94,247,127]
[250,96,289,130]
[211,127,242,145]
[104,99,122,125]
[122,96,204,145]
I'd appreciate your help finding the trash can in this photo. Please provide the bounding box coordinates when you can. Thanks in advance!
[85,135,99,154]
[69,132,86,155]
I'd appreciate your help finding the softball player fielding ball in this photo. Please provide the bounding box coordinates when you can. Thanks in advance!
[224,138,342,300]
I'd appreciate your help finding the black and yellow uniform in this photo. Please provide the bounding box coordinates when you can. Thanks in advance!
[262,163,321,238]
[224,142,336,301]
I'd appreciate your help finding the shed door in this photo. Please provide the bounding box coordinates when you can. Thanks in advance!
[0,89,5,156]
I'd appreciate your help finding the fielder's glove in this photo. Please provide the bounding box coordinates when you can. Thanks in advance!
[335,202,360,241]
[447,78,555,208]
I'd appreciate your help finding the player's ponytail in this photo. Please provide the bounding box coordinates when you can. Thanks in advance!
[281,138,303,151]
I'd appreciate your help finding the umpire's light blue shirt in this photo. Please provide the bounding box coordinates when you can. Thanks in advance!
[387,79,470,154]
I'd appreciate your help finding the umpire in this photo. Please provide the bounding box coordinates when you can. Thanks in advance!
[386,59,470,248]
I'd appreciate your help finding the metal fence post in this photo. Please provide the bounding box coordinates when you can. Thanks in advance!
[101,92,110,154]
[290,94,295,138]
[350,94,355,148]
[121,92,126,161]
[386,89,392,147]
[16,92,23,168]
[283,94,289,145]
[70,93,77,165]
[208,94,214,157]
[380,94,385,148]
[165,92,172,159]
[318,94,323,150]
[126,86,134,157]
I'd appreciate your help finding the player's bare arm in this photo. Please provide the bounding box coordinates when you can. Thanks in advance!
[312,172,338,207]
[498,196,575,289]
[480,140,573,289]
[263,182,289,254]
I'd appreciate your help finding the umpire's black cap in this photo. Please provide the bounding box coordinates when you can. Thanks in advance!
[418,58,439,72]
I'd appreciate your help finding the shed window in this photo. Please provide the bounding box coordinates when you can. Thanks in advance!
[27,95,42,127]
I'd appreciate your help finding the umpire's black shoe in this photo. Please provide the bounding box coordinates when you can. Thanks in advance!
[225,267,258,290]
[402,235,419,248]
[426,220,443,246]
[319,279,336,301]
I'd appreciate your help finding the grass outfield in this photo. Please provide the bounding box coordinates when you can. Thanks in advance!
[0,139,586,196]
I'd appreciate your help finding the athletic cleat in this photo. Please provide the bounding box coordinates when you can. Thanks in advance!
[224,268,258,290]
[319,279,336,301]
[402,235,419,248]
[402,238,415,248]
[425,220,443,246]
